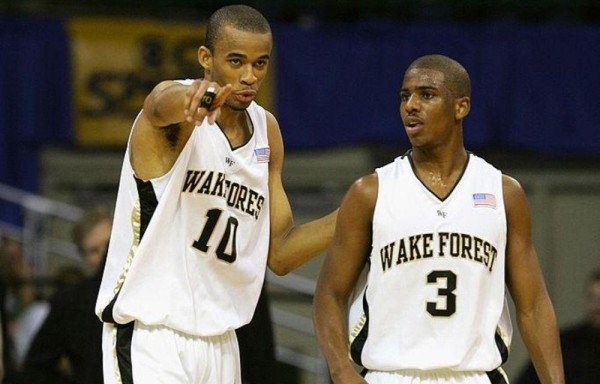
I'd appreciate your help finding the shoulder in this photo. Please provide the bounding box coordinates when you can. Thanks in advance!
[352,173,379,194]
[502,174,527,206]
[265,110,280,135]
[501,174,532,228]
[344,173,379,211]
[265,110,283,169]
[333,173,379,229]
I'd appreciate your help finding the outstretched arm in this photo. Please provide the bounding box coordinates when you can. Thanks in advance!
[266,112,338,275]
[131,78,232,180]
[313,174,377,384]
[504,175,564,384]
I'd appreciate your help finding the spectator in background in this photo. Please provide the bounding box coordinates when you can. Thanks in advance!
[22,206,112,384]
[0,235,37,381]
[70,207,112,276]
[0,238,34,317]
[1,283,6,383]
[516,268,600,384]
[0,321,3,383]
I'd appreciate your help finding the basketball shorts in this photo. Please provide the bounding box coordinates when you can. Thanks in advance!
[364,368,509,384]
[102,321,241,384]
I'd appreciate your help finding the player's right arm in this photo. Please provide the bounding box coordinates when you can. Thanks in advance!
[130,79,231,180]
[313,174,377,384]
[503,175,565,384]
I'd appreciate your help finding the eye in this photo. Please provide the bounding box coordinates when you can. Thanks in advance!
[400,93,409,102]
[228,59,242,66]
[422,92,434,100]
[254,60,268,68]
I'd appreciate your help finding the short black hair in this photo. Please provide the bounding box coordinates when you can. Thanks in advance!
[407,54,471,98]
[204,5,271,52]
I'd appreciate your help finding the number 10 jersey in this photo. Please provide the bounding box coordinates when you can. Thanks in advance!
[95,101,270,337]
[351,152,512,373]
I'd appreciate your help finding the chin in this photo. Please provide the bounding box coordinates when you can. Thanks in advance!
[405,133,420,146]
[226,101,251,112]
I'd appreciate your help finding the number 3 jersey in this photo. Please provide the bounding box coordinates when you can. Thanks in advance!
[95,101,270,337]
[350,152,512,373]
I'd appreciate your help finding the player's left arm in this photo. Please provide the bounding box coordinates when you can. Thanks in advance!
[503,174,565,384]
[265,112,338,276]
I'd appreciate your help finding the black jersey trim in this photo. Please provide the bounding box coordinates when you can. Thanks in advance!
[215,109,256,151]
[100,176,159,324]
[406,149,471,202]
[495,330,509,364]
[134,176,159,239]
[349,289,370,367]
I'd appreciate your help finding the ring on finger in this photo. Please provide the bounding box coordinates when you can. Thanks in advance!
[199,86,217,109]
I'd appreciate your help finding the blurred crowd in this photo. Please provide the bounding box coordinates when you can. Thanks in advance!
[0,207,111,384]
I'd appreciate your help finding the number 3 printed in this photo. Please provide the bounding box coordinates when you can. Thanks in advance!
[192,208,238,263]
[426,270,457,317]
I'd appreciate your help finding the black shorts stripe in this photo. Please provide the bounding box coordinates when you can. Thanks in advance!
[116,322,135,384]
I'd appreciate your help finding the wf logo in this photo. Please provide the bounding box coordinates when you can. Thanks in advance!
[225,157,235,167]
[437,210,447,218]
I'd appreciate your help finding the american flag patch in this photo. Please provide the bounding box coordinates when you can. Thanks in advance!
[473,193,496,209]
[254,147,270,163]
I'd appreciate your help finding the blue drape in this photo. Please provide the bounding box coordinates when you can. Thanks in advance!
[274,22,600,153]
[0,17,71,191]
[0,17,71,224]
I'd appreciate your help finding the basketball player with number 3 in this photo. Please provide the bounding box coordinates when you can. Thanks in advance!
[313,55,564,384]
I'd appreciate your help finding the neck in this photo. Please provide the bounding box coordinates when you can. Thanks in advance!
[215,105,252,147]
[217,104,247,130]
[410,145,468,179]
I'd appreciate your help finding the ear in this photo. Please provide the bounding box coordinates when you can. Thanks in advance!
[198,46,212,77]
[455,97,470,120]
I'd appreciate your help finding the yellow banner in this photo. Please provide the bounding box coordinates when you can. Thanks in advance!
[69,17,275,147]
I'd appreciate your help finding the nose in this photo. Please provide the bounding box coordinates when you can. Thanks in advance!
[403,94,420,112]
[241,64,257,85]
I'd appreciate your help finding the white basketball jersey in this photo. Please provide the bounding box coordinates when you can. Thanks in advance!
[350,152,512,372]
[95,100,270,337]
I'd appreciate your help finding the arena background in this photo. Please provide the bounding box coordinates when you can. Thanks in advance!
[1,1,599,382]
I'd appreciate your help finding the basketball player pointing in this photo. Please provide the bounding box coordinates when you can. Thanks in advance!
[95,5,336,383]
[313,55,564,384]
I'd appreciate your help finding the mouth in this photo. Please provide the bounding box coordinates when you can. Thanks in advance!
[404,117,424,131]
[233,90,257,103]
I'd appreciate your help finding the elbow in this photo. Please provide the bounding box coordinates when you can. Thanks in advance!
[267,251,295,276]
[267,257,292,276]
